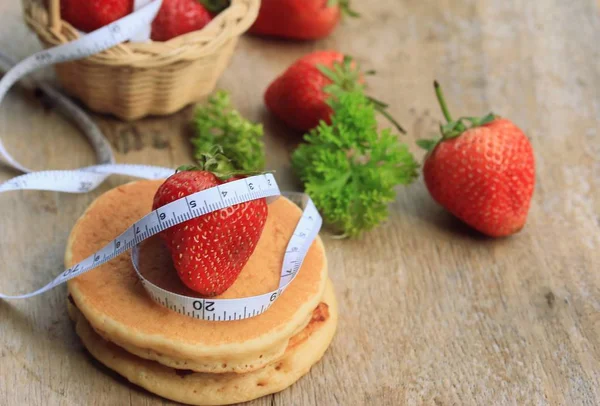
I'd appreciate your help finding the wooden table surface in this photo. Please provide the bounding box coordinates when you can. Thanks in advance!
[1,0,599,405]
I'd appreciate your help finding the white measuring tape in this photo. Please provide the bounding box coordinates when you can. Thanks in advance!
[0,0,323,321]
[0,0,164,173]
[132,191,322,321]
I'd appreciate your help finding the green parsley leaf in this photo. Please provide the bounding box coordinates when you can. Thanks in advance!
[192,91,265,172]
[292,91,418,238]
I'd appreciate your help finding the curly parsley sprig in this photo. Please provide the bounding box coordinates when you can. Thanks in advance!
[192,91,265,172]
[292,90,418,238]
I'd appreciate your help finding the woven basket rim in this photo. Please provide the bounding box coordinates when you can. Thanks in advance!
[22,0,260,68]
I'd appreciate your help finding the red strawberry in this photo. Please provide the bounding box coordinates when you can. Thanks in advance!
[265,60,335,132]
[61,0,133,32]
[151,0,213,41]
[265,51,405,133]
[249,0,358,40]
[152,153,268,296]
[265,51,343,131]
[419,82,535,237]
[296,50,344,67]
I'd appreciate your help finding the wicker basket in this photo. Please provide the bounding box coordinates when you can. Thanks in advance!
[22,0,259,120]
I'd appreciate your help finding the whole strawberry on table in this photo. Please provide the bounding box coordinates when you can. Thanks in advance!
[152,148,267,296]
[60,0,230,41]
[419,82,535,237]
[250,0,358,40]
[265,50,405,134]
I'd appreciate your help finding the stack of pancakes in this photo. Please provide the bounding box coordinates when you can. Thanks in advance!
[65,180,338,405]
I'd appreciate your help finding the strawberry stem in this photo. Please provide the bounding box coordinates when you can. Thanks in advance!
[434,80,468,138]
[434,80,453,123]
[181,145,270,180]
[319,57,406,134]
[197,146,236,179]
[427,81,498,148]
[176,145,234,179]
[368,96,406,134]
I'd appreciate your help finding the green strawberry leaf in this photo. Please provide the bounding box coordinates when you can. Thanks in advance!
[434,81,498,140]
[318,56,406,134]
[317,56,363,97]
[327,0,360,17]
[316,65,340,83]
[176,164,199,173]
[478,112,497,125]
[441,121,462,134]
[416,139,439,151]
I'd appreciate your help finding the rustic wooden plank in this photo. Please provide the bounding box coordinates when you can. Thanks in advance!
[0,0,598,405]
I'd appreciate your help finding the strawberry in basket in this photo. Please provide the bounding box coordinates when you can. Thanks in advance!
[61,0,133,32]
[61,0,224,41]
[151,0,213,41]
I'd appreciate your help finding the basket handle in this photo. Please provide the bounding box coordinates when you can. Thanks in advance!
[48,0,61,32]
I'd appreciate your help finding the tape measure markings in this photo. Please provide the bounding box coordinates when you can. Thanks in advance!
[132,194,320,321]
[0,169,323,322]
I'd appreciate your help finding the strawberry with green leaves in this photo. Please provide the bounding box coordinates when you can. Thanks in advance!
[265,51,404,134]
[419,82,535,237]
[249,0,358,40]
[152,149,267,296]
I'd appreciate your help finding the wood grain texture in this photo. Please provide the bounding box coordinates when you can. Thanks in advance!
[1,0,599,405]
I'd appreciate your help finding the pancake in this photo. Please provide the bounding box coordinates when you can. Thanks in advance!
[65,180,328,373]
[68,280,338,406]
